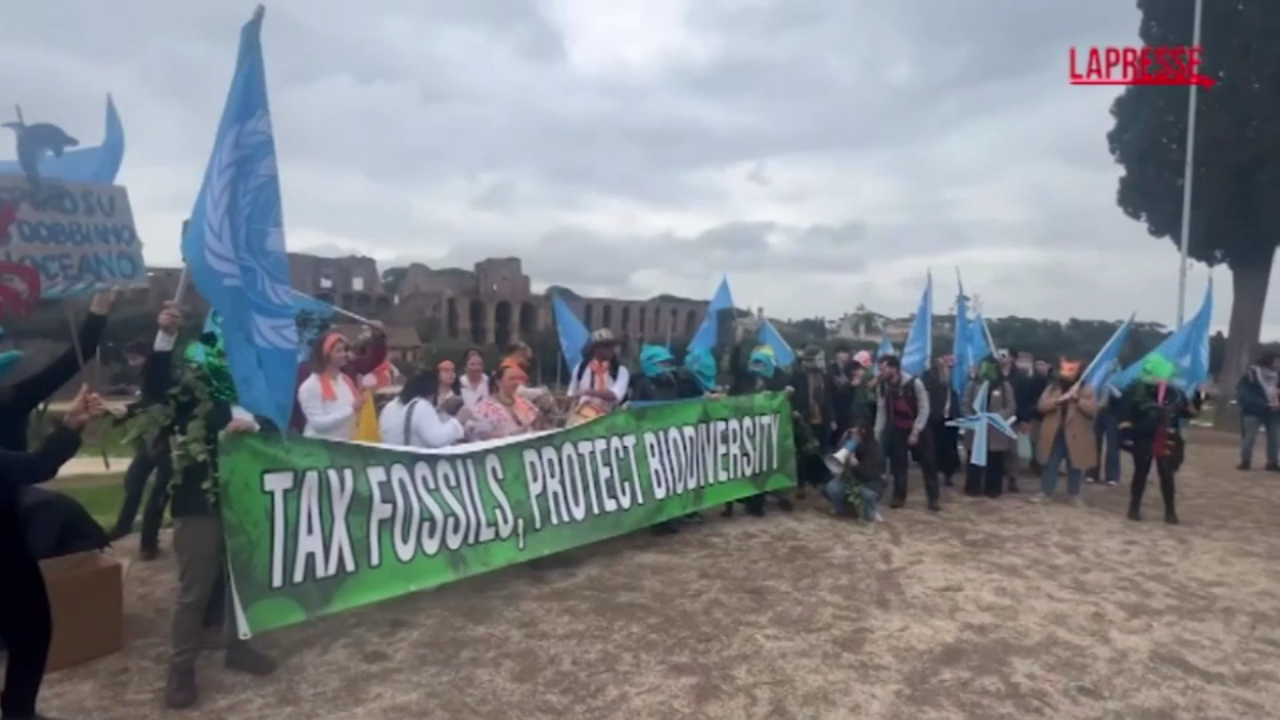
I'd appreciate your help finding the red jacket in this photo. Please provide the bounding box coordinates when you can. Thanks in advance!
[288,335,388,432]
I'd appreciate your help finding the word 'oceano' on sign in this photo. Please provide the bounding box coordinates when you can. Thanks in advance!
[0,249,143,285]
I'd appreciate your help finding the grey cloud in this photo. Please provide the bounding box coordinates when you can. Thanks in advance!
[3,0,1245,333]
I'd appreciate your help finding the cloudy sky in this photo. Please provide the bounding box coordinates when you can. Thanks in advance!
[0,0,1257,334]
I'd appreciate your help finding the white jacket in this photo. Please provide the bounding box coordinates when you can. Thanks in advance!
[378,397,464,449]
[297,373,358,440]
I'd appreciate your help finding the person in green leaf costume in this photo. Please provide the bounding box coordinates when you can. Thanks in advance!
[1117,353,1203,524]
[126,303,279,710]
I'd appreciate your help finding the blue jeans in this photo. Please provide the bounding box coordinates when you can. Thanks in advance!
[824,478,879,521]
[1093,412,1121,483]
[1240,414,1279,467]
[1041,431,1084,497]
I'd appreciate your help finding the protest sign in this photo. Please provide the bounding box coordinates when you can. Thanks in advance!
[219,392,797,636]
[0,176,147,298]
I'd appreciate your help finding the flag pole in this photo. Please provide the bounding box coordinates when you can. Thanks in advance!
[1175,0,1204,329]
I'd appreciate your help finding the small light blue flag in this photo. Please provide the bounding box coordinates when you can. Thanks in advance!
[180,6,296,428]
[688,276,734,354]
[1109,281,1212,393]
[901,272,932,377]
[1080,313,1134,396]
[757,318,796,369]
[951,273,970,396]
[947,381,1018,467]
[552,293,589,374]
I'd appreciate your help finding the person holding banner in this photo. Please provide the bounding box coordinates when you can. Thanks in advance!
[136,303,278,710]
[567,329,630,426]
[0,383,106,720]
[297,332,364,441]
[468,362,541,440]
[378,371,465,449]
[288,322,386,433]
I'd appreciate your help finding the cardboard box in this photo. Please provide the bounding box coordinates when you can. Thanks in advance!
[39,550,124,672]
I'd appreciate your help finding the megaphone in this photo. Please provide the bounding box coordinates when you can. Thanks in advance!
[824,439,859,477]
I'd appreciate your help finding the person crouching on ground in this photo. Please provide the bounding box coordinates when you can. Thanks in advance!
[824,422,887,522]
[138,303,277,710]
[1033,358,1097,506]
[297,332,363,441]
[1118,355,1202,524]
[874,355,941,512]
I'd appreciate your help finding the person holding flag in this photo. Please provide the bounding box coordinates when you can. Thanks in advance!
[1118,355,1203,524]
[1032,359,1097,505]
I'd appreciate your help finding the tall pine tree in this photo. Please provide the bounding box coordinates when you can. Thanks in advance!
[1108,0,1280,425]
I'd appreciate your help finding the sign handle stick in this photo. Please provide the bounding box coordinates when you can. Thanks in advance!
[63,303,111,471]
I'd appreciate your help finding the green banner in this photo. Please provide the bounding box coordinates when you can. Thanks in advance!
[219,392,797,636]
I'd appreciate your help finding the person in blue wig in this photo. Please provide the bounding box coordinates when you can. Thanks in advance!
[630,344,708,535]
[722,344,796,517]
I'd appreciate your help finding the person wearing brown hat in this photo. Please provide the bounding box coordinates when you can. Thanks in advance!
[568,329,631,422]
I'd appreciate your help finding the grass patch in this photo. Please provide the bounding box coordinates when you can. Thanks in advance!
[49,473,172,531]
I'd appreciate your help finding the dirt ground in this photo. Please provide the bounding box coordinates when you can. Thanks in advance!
[35,429,1280,720]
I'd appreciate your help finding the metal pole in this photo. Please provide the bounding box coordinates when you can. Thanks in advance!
[1176,0,1205,328]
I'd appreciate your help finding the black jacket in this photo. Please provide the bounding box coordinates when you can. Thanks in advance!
[631,373,701,403]
[0,312,107,452]
[791,368,835,427]
[0,426,82,506]
[922,369,960,421]
[142,348,276,517]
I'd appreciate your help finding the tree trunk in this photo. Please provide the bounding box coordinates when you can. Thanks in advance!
[1213,248,1276,430]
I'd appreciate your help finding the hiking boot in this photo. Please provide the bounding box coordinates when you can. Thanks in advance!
[927,501,942,512]
[1237,462,1251,471]
[139,546,160,562]
[1164,509,1180,525]
[1006,477,1020,494]
[224,642,277,677]
[888,498,905,509]
[164,665,199,710]
[1127,505,1142,522]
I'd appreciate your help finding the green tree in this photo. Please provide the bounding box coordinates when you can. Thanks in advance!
[1107,0,1279,424]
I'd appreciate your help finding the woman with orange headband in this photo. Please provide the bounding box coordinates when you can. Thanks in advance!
[296,332,363,440]
[467,362,540,440]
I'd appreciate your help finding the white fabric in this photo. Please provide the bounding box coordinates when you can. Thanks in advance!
[297,373,357,440]
[378,397,464,449]
[567,361,630,405]
[459,376,490,410]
